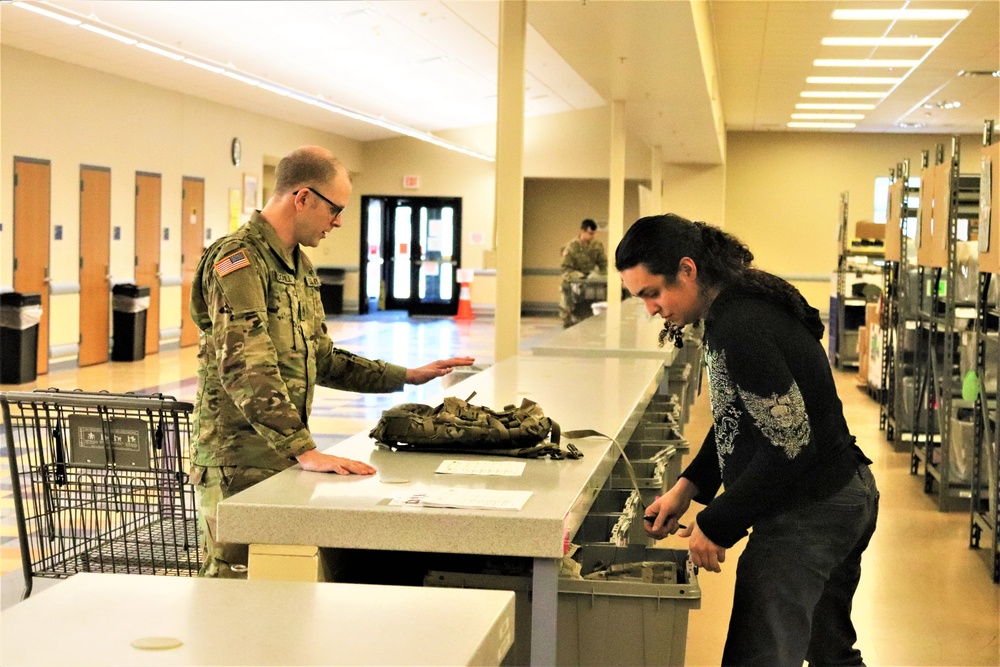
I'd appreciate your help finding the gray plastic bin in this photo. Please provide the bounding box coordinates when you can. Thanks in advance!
[424,545,700,667]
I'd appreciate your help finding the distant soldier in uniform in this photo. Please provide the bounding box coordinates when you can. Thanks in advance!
[189,145,474,578]
[560,218,607,327]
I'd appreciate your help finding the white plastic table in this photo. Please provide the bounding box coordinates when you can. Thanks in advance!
[0,572,515,666]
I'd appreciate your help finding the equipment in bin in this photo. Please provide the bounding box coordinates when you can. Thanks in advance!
[370,392,583,459]
[0,389,201,599]
[563,277,611,327]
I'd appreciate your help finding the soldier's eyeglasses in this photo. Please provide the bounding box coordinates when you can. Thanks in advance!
[296,187,345,218]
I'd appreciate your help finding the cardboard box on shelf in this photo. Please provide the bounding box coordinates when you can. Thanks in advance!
[865,302,881,329]
[855,221,886,240]
[857,325,869,385]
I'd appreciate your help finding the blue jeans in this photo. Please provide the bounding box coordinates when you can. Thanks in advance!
[722,464,879,667]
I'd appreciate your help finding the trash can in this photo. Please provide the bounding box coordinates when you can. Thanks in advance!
[111,284,150,362]
[316,268,346,315]
[0,292,42,384]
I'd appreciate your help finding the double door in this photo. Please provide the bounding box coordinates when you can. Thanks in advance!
[359,196,461,316]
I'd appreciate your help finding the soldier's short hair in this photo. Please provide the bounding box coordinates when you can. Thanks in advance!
[580,218,598,232]
[274,148,348,194]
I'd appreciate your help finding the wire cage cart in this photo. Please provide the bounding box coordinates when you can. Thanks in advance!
[1,389,201,599]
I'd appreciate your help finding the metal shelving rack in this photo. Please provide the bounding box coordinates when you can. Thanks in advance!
[972,119,1000,582]
[881,160,920,443]
[831,192,883,371]
[913,137,982,511]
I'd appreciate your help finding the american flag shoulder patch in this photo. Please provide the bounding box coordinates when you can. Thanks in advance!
[214,250,251,277]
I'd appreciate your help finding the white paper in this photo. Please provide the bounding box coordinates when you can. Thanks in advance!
[389,488,532,511]
[435,460,526,476]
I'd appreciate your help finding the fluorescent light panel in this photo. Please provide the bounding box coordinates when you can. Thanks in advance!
[12,1,80,25]
[788,121,857,129]
[832,9,970,20]
[822,37,942,46]
[183,58,224,74]
[80,23,137,45]
[814,59,919,68]
[801,91,887,98]
[222,71,260,86]
[807,76,903,84]
[791,113,865,120]
[796,103,875,110]
[136,42,184,60]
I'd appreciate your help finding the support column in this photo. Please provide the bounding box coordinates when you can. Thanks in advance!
[606,100,626,330]
[651,145,663,214]
[493,0,526,362]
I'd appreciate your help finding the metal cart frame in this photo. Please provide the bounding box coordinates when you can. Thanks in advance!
[1,389,200,599]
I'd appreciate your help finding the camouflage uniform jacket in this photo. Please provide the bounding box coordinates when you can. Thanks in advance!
[190,211,407,470]
[560,238,607,279]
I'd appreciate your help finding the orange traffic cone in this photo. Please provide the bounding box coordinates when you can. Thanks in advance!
[454,280,475,321]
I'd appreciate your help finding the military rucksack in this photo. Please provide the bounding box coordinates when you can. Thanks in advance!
[369,393,582,459]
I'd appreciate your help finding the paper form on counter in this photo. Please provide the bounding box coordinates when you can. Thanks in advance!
[389,488,532,511]
[435,460,526,476]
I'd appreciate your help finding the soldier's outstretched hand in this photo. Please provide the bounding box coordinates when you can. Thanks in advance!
[405,357,476,385]
[296,449,377,475]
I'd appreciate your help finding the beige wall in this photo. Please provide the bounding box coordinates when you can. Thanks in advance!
[0,46,360,357]
[441,106,655,180]
[725,131,983,310]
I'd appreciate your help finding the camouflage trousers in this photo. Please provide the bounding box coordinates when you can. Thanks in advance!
[559,280,577,328]
[191,465,278,578]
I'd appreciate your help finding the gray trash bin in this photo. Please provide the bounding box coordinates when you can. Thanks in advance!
[0,292,42,384]
[111,284,150,362]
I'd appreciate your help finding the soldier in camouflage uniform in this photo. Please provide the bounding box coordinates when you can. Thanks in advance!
[559,218,608,327]
[189,146,474,578]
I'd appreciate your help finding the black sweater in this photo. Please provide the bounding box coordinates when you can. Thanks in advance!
[681,283,870,548]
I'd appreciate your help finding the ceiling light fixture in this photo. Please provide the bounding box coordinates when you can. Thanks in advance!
[791,113,865,120]
[923,100,962,109]
[822,37,942,47]
[787,122,857,129]
[801,91,888,99]
[796,103,876,110]
[807,76,904,84]
[10,0,494,162]
[136,42,184,61]
[898,122,924,128]
[958,69,1000,77]
[11,0,80,25]
[832,9,970,21]
[183,58,224,75]
[814,59,920,68]
[80,24,137,45]
[222,71,260,87]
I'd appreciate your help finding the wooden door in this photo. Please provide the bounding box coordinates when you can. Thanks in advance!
[135,172,161,356]
[79,166,111,367]
[12,157,51,376]
[180,177,205,348]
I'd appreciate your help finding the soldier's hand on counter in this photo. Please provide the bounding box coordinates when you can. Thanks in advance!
[405,356,476,385]
[295,448,377,475]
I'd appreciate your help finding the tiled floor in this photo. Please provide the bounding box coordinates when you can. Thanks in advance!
[1,311,998,666]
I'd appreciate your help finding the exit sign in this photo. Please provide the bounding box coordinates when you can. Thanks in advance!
[402,175,420,189]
